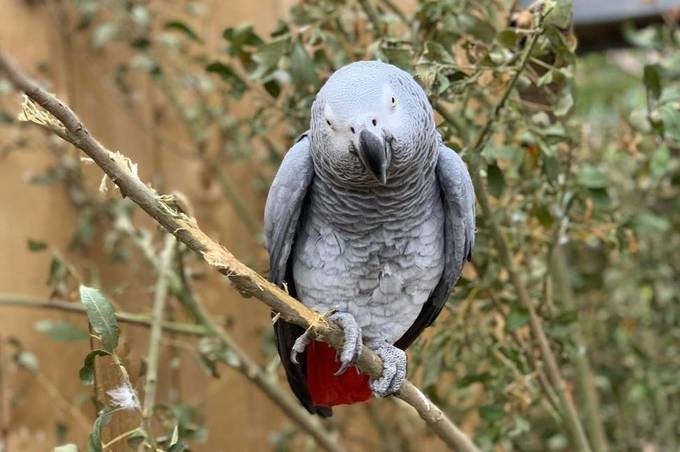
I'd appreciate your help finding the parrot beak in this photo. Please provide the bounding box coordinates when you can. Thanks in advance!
[357,129,391,184]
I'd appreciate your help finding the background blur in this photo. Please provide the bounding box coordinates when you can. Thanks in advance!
[0,0,679,451]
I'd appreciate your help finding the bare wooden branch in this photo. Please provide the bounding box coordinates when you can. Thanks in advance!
[0,296,207,336]
[143,234,176,425]
[0,50,480,451]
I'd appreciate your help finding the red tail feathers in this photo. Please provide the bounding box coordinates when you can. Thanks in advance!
[305,341,371,407]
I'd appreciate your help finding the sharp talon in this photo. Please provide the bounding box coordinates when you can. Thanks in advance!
[334,362,350,376]
[327,312,363,376]
[290,328,312,365]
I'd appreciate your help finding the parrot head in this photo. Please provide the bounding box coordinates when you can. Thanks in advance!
[310,61,436,188]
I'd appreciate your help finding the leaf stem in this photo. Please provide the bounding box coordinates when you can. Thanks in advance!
[102,427,143,450]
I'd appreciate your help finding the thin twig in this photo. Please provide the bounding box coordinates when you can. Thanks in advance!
[0,337,9,452]
[0,296,207,336]
[0,49,480,452]
[551,247,609,452]
[143,235,176,427]
[102,427,143,450]
[358,0,384,36]
[379,0,410,26]
[35,372,91,431]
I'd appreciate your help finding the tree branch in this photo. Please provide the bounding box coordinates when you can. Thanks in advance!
[0,337,9,452]
[0,50,480,451]
[142,234,175,428]
[0,296,207,336]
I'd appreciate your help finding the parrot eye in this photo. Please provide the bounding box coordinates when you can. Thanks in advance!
[372,119,377,126]
[391,97,395,104]
[350,127,355,134]
[326,119,332,127]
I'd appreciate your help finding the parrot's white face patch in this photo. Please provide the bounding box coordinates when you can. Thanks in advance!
[322,82,402,157]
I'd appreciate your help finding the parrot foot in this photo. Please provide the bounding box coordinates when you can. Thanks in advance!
[328,312,363,376]
[290,327,312,365]
[289,312,363,374]
[368,342,407,397]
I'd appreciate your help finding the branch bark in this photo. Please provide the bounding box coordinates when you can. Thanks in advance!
[0,50,480,451]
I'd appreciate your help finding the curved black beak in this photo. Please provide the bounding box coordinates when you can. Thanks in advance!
[358,129,391,184]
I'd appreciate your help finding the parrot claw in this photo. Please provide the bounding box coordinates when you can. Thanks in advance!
[329,312,363,376]
[368,342,407,397]
[290,329,312,365]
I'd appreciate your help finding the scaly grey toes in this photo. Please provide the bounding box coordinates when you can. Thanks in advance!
[290,329,311,365]
[368,343,407,397]
[328,312,363,376]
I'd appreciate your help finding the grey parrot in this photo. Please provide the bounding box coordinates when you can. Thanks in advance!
[264,61,475,417]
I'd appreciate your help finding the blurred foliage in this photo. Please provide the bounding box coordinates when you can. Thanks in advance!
[1,0,680,451]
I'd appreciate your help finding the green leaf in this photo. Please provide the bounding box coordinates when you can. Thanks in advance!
[555,91,574,117]
[289,42,318,88]
[537,70,554,87]
[650,143,670,178]
[479,404,506,422]
[544,0,572,29]
[631,213,670,233]
[532,203,555,228]
[623,22,663,49]
[578,165,607,189]
[423,41,454,64]
[659,102,680,142]
[643,64,662,100]
[554,310,579,325]
[487,163,506,198]
[506,308,529,332]
[205,62,247,98]
[251,37,290,80]
[222,24,264,54]
[87,407,114,452]
[36,320,89,342]
[92,23,119,50]
[79,286,120,353]
[497,29,519,48]
[27,239,47,252]
[379,42,412,70]
[54,445,79,452]
[168,442,186,452]
[164,20,202,43]
[79,349,110,385]
[458,372,491,387]
[588,188,611,209]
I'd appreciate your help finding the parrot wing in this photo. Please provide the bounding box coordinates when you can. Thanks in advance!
[395,144,476,349]
[263,133,332,417]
